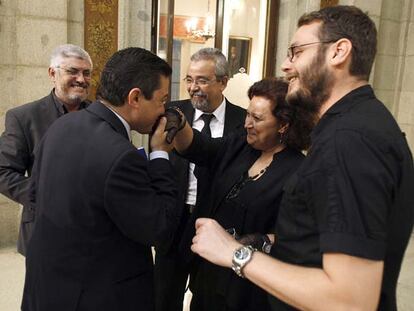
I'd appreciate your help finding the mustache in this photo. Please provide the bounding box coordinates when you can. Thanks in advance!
[72,82,89,88]
[285,73,296,80]
[190,91,206,97]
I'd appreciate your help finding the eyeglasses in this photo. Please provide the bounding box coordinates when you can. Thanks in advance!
[183,77,217,87]
[56,66,92,79]
[287,41,336,62]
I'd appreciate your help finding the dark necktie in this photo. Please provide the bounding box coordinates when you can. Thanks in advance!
[193,113,214,182]
[200,113,214,137]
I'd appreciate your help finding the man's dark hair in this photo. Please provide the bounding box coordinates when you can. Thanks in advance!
[298,5,377,80]
[96,47,172,106]
[248,78,313,151]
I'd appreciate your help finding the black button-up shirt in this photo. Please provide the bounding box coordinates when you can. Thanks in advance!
[269,85,414,311]
[52,90,90,115]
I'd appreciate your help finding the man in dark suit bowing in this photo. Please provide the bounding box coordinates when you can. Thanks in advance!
[0,44,92,256]
[22,48,181,311]
[154,48,246,311]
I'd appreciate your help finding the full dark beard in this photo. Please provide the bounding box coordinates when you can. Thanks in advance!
[286,49,334,115]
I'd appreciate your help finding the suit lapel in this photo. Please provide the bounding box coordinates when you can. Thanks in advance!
[86,101,130,141]
[181,99,195,126]
[39,92,63,119]
[223,98,244,135]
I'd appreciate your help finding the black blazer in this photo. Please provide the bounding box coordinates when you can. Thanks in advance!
[183,131,305,310]
[158,98,246,254]
[22,102,179,311]
[0,92,88,255]
[169,98,246,211]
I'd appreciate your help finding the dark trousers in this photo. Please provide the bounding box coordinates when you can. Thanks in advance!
[154,254,189,311]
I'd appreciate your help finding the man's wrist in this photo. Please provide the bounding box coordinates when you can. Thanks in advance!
[149,150,169,160]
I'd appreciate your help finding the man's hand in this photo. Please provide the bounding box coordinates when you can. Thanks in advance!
[150,117,174,153]
[191,218,241,267]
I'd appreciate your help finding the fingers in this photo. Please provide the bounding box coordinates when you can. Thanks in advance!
[166,127,178,144]
[195,217,214,230]
[150,117,172,152]
[190,242,198,254]
[191,217,240,267]
[154,116,167,134]
[192,218,209,255]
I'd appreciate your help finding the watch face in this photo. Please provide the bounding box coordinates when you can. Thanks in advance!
[235,246,250,260]
[232,246,254,278]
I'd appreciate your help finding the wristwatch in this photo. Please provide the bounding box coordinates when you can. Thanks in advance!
[232,245,255,278]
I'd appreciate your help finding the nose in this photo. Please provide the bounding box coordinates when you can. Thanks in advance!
[281,57,292,74]
[75,72,87,84]
[188,82,200,92]
[244,115,252,128]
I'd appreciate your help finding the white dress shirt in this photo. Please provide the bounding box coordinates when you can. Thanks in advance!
[107,105,168,160]
[186,98,226,205]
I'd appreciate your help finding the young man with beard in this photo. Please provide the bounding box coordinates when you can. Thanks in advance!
[154,48,246,311]
[0,44,92,256]
[189,5,414,311]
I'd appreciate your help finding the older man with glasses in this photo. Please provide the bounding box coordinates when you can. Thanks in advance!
[0,44,92,256]
[154,47,246,311]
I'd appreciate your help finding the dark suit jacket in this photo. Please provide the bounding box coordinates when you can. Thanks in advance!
[22,102,179,311]
[153,99,245,311]
[184,131,305,310]
[0,92,88,255]
[160,98,246,254]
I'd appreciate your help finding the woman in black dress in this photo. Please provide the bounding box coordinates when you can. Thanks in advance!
[173,77,314,311]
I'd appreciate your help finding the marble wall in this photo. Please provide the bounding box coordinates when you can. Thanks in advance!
[396,1,414,151]
[0,0,72,248]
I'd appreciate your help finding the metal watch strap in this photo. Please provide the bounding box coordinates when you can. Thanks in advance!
[232,245,255,278]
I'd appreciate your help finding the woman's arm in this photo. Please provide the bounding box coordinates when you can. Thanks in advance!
[173,119,193,154]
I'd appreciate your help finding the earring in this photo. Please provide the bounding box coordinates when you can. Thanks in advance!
[279,132,286,145]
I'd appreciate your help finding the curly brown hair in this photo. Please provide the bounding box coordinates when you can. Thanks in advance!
[247,77,314,151]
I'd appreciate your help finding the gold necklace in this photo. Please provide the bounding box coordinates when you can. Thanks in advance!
[249,166,268,181]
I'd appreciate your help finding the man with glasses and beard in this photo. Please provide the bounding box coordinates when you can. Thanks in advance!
[189,5,414,311]
[0,44,92,256]
[154,48,246,311]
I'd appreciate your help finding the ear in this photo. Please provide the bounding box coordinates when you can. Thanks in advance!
[278,123,289,134]
[48,67,57,82]
[329,38,352,67]
[127,88,142,109]
[219,76,229,90]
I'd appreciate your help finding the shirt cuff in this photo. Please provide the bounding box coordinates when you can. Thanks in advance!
[149,150,169,161]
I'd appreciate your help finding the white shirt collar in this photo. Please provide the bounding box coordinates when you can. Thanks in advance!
[194,97,226,123]
[106,105,132,142]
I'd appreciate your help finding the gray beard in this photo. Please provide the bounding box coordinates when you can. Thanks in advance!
[66,94,87,107]
[191,97,211,112]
